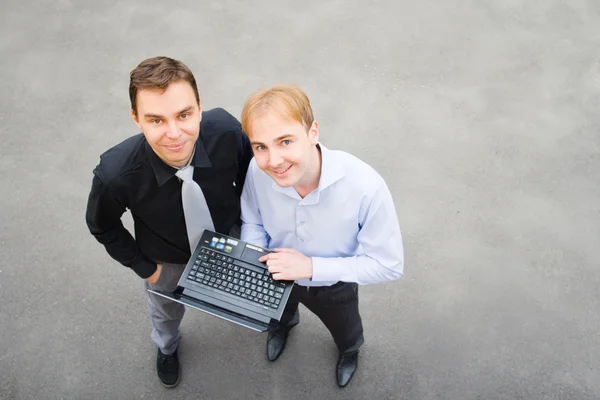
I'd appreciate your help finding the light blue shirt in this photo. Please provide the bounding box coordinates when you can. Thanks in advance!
[240,144,404,287]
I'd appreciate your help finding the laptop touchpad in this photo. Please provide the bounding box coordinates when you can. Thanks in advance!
[242,246,269,266]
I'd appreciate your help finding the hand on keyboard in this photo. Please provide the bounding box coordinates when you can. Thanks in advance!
[259,248,313,281]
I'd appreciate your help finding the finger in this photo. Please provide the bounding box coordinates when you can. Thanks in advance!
[259,253,277,262]
[271,272,285,281]
[268,264,281,273]
[266,259,280,268]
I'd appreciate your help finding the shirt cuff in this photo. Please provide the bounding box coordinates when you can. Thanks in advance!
[310,257,345,282]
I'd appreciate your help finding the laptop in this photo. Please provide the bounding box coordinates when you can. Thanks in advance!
[148,229,294,332]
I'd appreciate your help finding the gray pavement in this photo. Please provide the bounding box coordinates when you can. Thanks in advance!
[1,0,600,399]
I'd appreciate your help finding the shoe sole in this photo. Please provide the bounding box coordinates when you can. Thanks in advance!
[159,372,180,388]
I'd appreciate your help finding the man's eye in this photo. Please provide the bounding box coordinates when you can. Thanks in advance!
[180,113,188,119]
[282,140,291,146]
[256,145,266,151]
[152,119,161,124]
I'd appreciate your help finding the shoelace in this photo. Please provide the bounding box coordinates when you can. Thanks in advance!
[159,353,178,367]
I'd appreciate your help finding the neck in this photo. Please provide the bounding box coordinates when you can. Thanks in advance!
[167,148,195,169]
[294,144,322,198]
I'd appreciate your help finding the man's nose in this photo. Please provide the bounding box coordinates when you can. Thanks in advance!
[268,150,284,168]
[165,121,180,139]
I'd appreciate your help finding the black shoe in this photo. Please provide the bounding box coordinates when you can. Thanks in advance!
[336,351,359,388]
[157,348,180,388]
[266,328,289,361]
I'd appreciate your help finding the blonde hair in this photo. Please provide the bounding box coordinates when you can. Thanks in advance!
[241,84,314,136]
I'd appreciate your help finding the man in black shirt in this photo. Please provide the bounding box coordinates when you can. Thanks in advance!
[85,57,252,388]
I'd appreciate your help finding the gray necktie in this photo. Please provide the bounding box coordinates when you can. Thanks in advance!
[175,166,215,252]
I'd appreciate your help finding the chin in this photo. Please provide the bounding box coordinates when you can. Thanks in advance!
[270,174,295,188]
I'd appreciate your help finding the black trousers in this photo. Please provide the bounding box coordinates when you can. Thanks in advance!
[278,282,364,354]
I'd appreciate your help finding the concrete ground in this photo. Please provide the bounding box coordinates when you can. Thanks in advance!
[1,0,599,399]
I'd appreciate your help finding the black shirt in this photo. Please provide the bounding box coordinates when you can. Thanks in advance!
[86,108,253,279]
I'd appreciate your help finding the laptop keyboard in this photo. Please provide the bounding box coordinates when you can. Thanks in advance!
[187,248,286,309]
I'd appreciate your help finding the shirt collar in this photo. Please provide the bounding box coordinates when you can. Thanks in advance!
[271,143,345,200]
[146,136,213,187]
[316,143,345,191]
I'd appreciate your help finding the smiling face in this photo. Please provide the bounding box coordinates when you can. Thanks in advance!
[131,80,201,167]
[248,109,320,192]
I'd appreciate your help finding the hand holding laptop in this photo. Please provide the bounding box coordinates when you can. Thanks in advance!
[259,248,313,281]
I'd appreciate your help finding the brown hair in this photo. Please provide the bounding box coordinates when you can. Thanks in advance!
[241,84,314,136]
[129,56,200,115]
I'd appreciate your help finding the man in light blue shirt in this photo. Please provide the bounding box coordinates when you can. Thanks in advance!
[239,84,404,388]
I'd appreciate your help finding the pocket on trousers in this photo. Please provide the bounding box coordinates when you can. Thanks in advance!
[152,263,183,293]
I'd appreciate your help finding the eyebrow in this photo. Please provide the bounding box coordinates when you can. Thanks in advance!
[275,134,294,141]
[143,106,194,119]
[251,134,295,146]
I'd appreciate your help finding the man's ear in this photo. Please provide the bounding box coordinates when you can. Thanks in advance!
[308,120,319,144]
[131,109,142,131]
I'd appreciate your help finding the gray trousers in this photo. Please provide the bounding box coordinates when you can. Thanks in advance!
[144,262,186,355]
